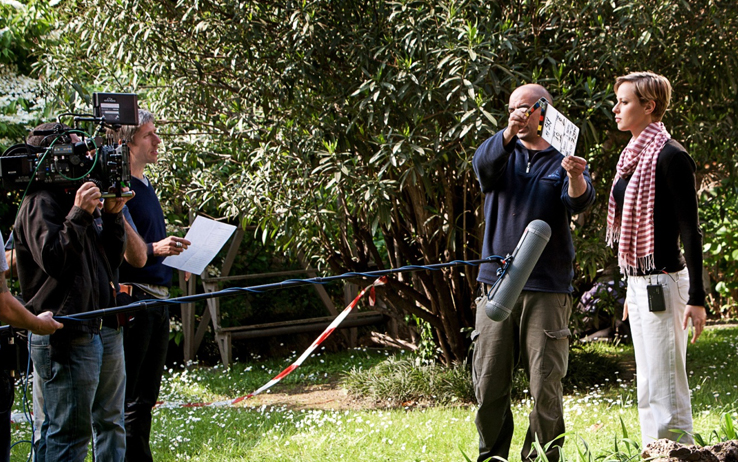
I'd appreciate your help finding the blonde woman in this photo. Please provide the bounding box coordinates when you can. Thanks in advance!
[608,71,706,446]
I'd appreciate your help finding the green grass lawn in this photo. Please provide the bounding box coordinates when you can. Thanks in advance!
[9,326,738,461]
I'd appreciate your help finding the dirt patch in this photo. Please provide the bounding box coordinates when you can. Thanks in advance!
[643,439,738,462]
[241,323,736,412]
[618,353,636,382]
[240,381,445,411]
[241,381,372,411]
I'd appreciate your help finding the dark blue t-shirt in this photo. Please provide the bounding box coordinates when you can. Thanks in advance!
[119,176,172,287]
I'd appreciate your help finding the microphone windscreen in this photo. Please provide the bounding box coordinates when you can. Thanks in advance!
[485,220,551,321]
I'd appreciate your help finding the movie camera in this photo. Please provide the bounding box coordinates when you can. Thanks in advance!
[0,93,139,198]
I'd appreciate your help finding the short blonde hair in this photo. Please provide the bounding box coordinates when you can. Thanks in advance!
[614,72,672,121]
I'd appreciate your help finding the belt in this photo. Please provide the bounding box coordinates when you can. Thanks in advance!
[120,283,169,300]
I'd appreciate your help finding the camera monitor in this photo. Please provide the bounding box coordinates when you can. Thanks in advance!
[93,93,139,126]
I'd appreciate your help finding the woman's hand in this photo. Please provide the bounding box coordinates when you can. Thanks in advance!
[622,300,629,321]
[683,305,706,343]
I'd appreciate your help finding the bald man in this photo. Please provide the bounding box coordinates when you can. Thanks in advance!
[471,84,595,462]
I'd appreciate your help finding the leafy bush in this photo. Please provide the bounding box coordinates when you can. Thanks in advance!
[342,357,474,406]
[701,182,738,318]
[344,341,622,405]
[7,0,736,364]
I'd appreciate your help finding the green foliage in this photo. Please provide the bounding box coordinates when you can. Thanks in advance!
[683,412,737,447]
[342,356,475,406]
[161,348,391,402]
[684,326,738,412]
[0,1,57,151]
[568,417,642,462]
[700,182,738,317]
[0,0,54,73]
[28,0,738,363]
[408,314,441,365]
[0,1,63,231]
[12,327,737,461]
[344,341,622,405]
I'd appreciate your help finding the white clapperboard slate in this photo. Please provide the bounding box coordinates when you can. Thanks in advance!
[540,104,580,157]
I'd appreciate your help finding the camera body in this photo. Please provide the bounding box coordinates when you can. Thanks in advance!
[0,92,138,196]
[0,137,130,196]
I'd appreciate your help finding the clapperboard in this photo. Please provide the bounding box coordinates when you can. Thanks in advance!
[525,98,580,157]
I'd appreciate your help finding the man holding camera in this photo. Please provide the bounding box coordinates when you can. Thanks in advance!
[115,110,189,462]
[13,123,132,462]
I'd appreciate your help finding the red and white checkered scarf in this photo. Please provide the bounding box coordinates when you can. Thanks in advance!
[606,122,670,275]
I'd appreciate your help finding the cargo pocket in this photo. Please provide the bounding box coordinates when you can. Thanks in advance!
[541,328,571,381]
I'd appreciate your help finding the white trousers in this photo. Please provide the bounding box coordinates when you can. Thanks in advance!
[626,268,694,447]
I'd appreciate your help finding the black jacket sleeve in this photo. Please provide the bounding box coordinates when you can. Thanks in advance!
[664,150,705,306]
[100,211,126,269]
[18,193,93,279]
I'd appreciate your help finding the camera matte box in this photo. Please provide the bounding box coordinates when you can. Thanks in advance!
[93,93,139,125]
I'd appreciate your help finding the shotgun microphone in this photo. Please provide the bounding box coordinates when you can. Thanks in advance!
[485,220,552,322]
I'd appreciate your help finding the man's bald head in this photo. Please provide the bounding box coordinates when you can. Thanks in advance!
[511,84,553,105]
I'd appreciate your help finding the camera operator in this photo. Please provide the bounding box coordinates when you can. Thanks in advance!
[13,123,132,462]
[0,232,62,462]
[6,200,146,461]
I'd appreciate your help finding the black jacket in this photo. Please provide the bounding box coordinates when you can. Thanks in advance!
[13,189,126,335]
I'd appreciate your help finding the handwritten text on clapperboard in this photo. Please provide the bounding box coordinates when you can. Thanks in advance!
[540,104,579,157]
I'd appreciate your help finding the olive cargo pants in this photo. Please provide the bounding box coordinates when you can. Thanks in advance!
[473,291,572,462]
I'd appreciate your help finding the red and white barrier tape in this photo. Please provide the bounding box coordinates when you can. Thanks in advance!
[10,278,387,422]
[156,276,387,409]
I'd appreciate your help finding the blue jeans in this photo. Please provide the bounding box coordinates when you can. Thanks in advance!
[124,304,169,462]
[31,328,126,462]
[92,327,126,460]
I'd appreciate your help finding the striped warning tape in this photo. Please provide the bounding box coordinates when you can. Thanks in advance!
[156,276,387,409]
[11,278,385,421]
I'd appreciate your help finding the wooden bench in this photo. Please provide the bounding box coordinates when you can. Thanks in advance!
[220,311,386,339]
[178,215,386,367]
[215,310,386,366]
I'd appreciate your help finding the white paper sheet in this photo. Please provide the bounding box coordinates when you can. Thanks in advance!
[540,104,580,157]
[162,215,237,275]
